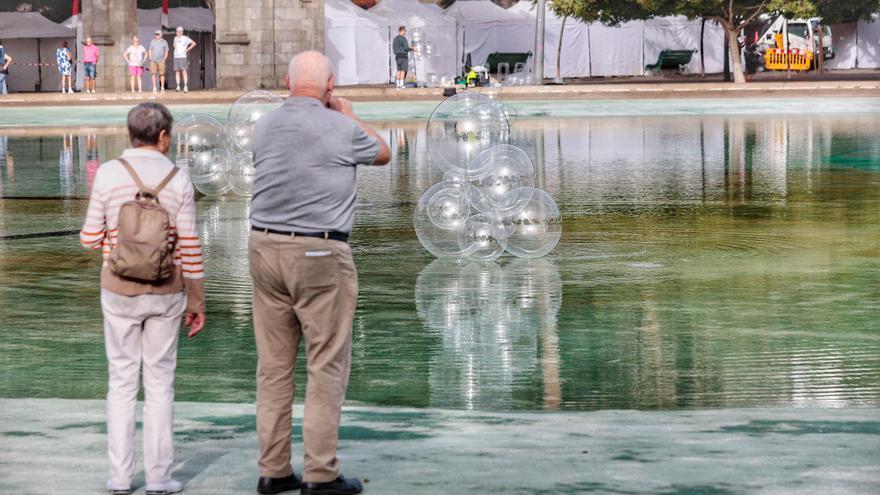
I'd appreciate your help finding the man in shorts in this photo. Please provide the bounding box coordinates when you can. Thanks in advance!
[148,30,169,94]
[392,26,412,90]
[82,37,100,94]
[172,27,196,93]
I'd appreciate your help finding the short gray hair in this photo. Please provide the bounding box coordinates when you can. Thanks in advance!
[287,51,333,89]
[127,103,174,147]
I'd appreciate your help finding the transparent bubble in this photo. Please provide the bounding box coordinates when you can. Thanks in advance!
[228,151,256,197]
[427,92,509,173]
[191,149,232,197]
[427,185,470,231]
[172,114,228,174]
[457,213,507,261]
[414,181,471,258]
[226,90,284,153]
[424,41,435,57]
[503,74,523,87]
[464,145,535,214]
[502,187,562,258]
[411,28,424,43]
[412,41,426,59]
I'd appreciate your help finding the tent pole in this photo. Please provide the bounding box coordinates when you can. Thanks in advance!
[533,0,545,85]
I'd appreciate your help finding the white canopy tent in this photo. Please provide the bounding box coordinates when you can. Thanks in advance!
[855,15,880,69]
[507,1,590,79]
[370,0,458,83]
[325,0,390,85]
[443,1,534,73]
[0,12,75,92]
[588,21,645,77]
[644,16,726,75]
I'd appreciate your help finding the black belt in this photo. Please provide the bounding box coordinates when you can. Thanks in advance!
[252,226,348,243]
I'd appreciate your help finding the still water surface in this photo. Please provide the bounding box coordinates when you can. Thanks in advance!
[1,99,878,411]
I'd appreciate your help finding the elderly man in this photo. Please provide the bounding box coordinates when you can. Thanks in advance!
[249,51,390,495]
[172,27,196,93]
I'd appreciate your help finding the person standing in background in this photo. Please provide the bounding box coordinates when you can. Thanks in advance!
[172,27,196,93]
[57,41,74,94]
[82,37,100,94]
[392,26,412,90]
[149,31,169,94]
[0,41,12,95]
[124,35,147,94]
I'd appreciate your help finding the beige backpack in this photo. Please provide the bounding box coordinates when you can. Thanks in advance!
[108,158,179,283]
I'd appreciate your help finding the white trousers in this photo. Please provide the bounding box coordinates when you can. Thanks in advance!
[101,289,186,488]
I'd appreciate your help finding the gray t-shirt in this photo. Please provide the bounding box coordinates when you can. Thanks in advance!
[250,97,380,234]
[149,38,169,62]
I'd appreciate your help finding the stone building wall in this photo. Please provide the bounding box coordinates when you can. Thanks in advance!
[215,0,325,90]
[81,0,138,92]
[78,0,324,91]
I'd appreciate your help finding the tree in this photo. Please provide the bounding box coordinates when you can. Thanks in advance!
[539,0,649,81]
[639,0,816,83]
[811,0,879,73]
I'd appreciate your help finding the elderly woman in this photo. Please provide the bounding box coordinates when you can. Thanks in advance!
[57,41,74,94]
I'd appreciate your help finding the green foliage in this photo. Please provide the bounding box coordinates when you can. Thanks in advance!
[540,0,651,26]
[813,0,880,23]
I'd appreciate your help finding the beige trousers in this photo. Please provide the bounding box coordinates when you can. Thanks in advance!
[248,231,358,482]
[101,289,186,488]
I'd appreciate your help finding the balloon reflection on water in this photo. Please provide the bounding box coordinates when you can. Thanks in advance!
[416,259,562,409]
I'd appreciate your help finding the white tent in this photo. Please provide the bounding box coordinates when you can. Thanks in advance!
[644,16,726,75]
[443,1,533,73]
[856,15,880,69]
[588,21,644,77]
[507,1,590,79]
[826,22,858,70]
[136,8,216,89]
[325,0,390,85]
[370,0,458,82]
[0,12,75,92]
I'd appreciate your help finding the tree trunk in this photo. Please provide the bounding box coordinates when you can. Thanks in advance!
[700,18,706,78]
[555,15,567,83]
[817,22,824,75]
[726,25,746,84]
[723,32,730,82]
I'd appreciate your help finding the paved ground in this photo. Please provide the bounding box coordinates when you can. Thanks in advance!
[0,78,878,107]
[1,398,878,494]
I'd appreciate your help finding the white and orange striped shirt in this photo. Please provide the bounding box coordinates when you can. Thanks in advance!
[80,147,205,313]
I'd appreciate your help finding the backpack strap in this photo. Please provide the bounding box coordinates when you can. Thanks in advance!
[118,157,178,199]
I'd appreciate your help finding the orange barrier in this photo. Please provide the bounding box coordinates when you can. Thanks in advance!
[764,48,813,71]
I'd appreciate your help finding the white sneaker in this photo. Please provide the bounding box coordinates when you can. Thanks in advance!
[145,479,182,495]
[183,86,188,93]
[68,89,74,94]
[106,480,131,495]
[153,88,158,94]
[176,86,181,92]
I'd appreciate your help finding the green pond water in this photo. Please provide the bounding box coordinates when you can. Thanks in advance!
[1,99,879,411]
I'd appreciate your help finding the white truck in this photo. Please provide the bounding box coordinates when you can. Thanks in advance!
[755,16,834,64]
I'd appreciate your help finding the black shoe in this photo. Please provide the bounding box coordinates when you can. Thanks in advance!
[301,475,363,495]
[257,473,303,494]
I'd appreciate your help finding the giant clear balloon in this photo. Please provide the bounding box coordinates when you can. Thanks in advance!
[228,151,256,197]
[190,149,232,197]
[464,144,535,215]
[226,90,284,153]
[502,187,562,258]
[414,181,472,258]
[427,92,509,173]
[457,213,507,261]
[172,114,228,174]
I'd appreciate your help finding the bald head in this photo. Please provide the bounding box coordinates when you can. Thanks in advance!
[287,51,334,100]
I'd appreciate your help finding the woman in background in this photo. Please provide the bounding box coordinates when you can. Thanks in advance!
[57,41,74,94]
